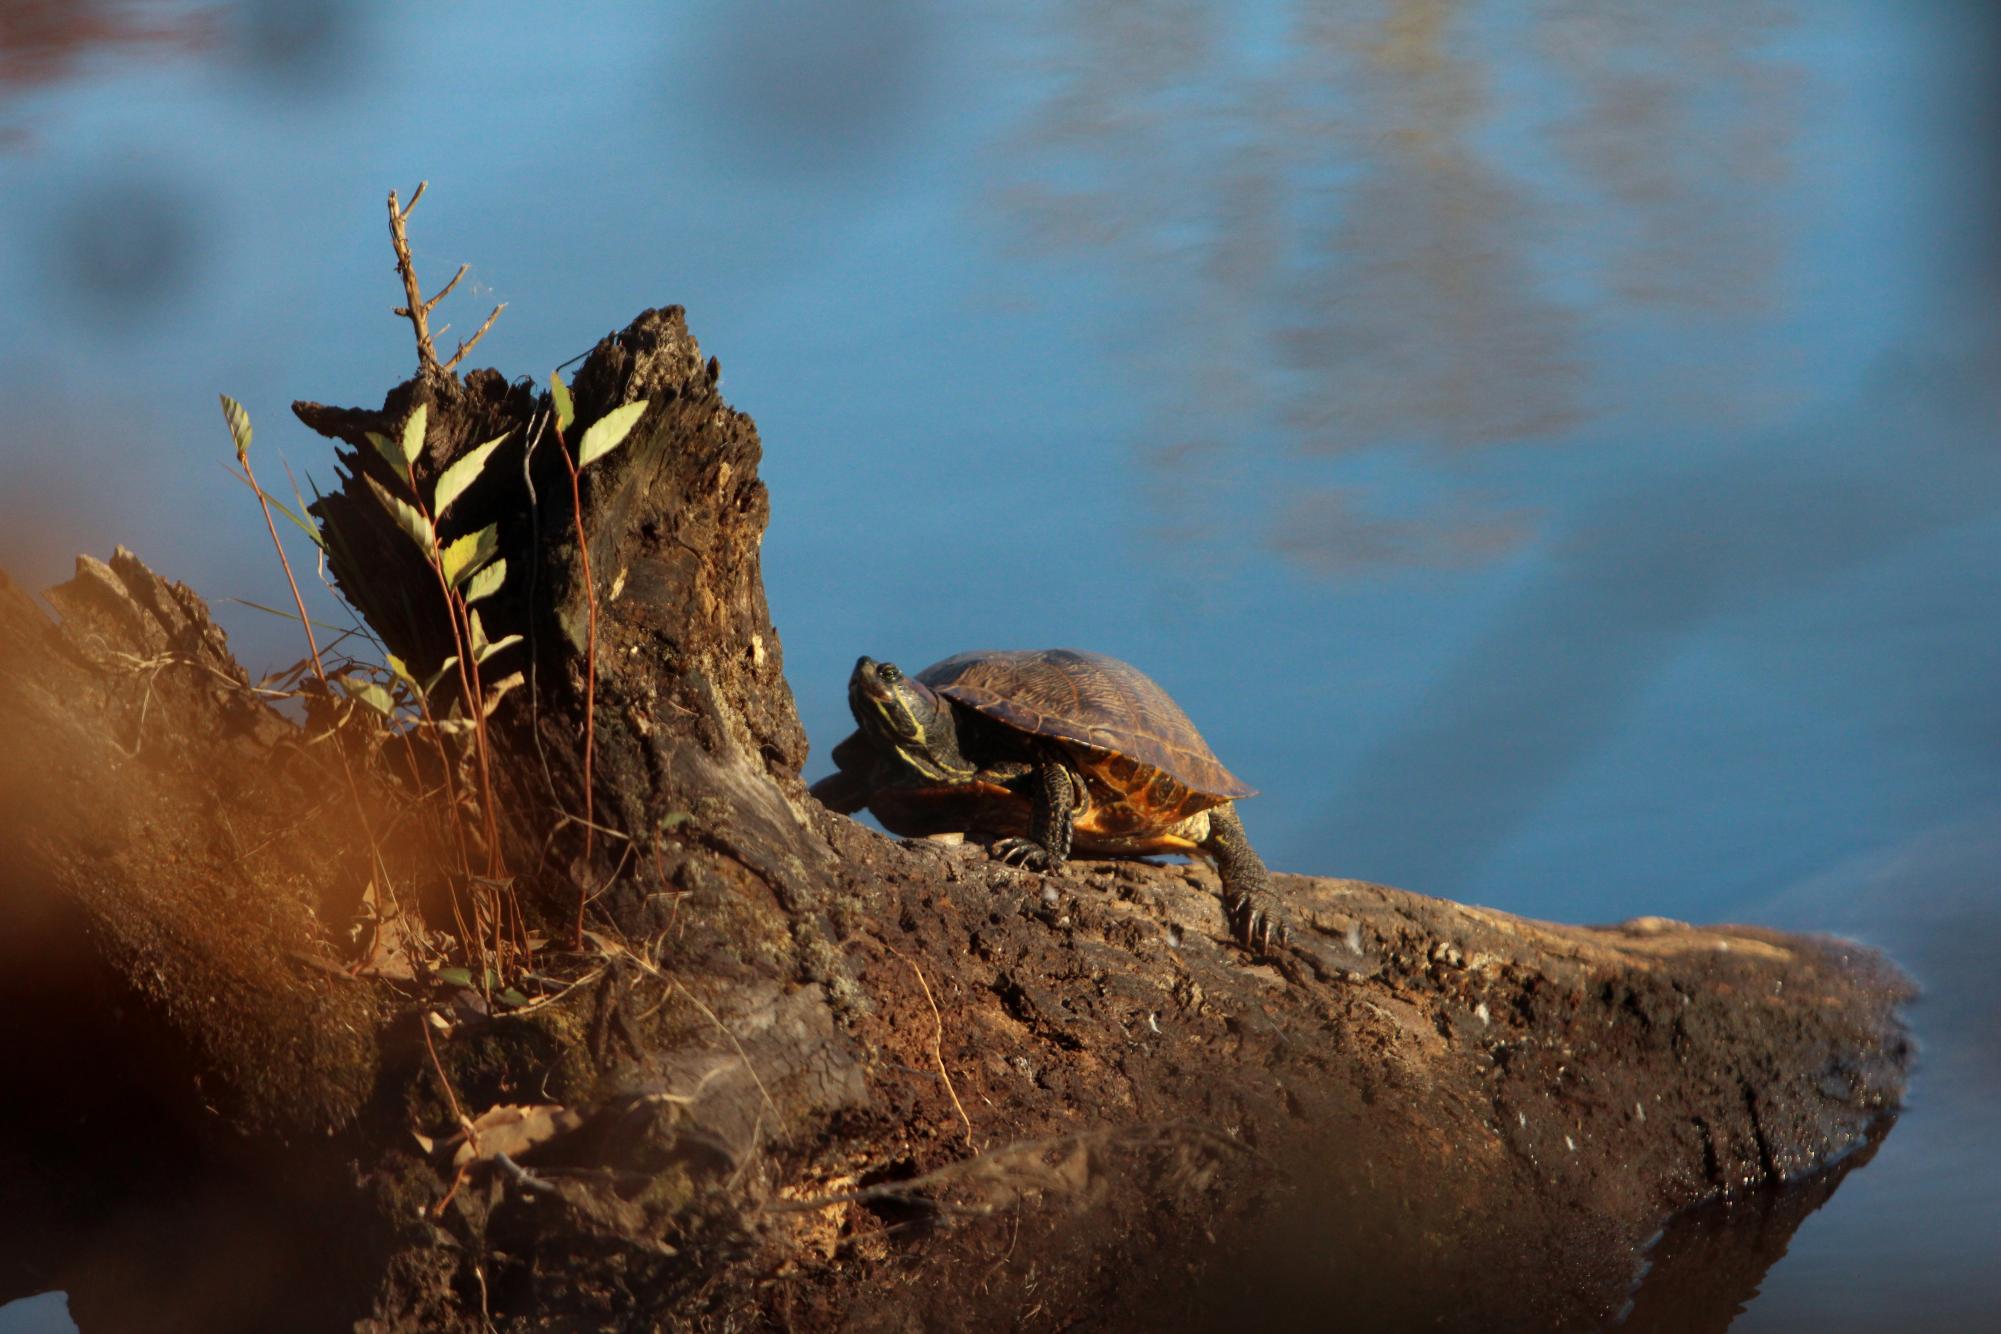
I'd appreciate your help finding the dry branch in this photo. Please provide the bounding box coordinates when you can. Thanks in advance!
[387,180,503,376]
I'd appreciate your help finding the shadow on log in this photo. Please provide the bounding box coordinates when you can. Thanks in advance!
[0,307,1911,1333]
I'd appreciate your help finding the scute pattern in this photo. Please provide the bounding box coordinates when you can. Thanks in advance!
[918,649,1255,800]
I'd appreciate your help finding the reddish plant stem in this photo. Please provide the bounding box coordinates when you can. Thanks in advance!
[407,462,505,879]
[398,456,523,983]
[410,688,476,916]
[236,455,397,918]
[555,422,598,951]
[242,456,329,689]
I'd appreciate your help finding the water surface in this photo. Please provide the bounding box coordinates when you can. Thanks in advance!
[1,2,1995,1327]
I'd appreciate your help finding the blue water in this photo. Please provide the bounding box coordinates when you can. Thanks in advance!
[0,1294,69,1334]
[2,2,1996,1328]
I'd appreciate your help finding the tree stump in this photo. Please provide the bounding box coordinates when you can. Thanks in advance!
[0,308,1910,1333]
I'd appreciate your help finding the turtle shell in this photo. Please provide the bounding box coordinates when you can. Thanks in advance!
[917,649,1255,801]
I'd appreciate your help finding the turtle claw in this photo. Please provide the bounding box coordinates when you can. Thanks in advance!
[992,837,1052,871]
[1227,891,1289,956]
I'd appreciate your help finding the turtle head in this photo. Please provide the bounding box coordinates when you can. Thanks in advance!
[848,657,974,782]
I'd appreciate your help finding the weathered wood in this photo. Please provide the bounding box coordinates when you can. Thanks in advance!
[0,308,1910,1333]
[0,552,380,1139]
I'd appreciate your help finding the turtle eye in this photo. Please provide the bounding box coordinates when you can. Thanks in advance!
[878,663,903,685]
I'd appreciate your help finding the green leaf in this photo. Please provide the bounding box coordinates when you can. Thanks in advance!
[480,670,524,717]
[224,598,346,633]
[420,655,459,697]
[219,394,252,462]
[463,613,520,667]
[365,430,406,476]
[400,402,429,473]
[550,372,575,434]
[440,523,499,587]
[462,558,507,604]
[475,633,523,666]
[436,967,474,989]
[268,495,326,549]
[284,465,322,544]
[433,430,510,519]
[385,652,414,688]
[365,475,434,553]
[338,676,395,716]
[576,400,648,469]
[498,987,530,1009]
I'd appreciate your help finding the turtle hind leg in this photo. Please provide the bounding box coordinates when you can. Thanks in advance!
[1200,802,1287,954]
[991,759,1076,871]
[808,766,871,815]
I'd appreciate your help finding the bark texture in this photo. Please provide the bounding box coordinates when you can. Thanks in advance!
[0,308,1911,1333]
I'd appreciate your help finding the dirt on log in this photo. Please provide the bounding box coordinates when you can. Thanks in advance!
[0,307,1911,1334]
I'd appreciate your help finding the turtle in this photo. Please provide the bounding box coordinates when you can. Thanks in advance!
[810,649,1286,952]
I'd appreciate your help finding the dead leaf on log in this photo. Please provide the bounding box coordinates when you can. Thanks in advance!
[447,1103,585,1169]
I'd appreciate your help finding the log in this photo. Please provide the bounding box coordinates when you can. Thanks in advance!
[0,307,1911,1333]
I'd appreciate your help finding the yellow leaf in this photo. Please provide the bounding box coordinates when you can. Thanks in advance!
[365,475,433,552]
[400,402,429,471]
[440,524,498,586]
[576,400,648,468]
[434,430,510,519]
[550,372,575,433]
[218,394,252,462]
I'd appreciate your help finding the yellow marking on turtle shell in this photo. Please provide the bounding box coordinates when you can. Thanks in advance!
[1064,742,1221,837]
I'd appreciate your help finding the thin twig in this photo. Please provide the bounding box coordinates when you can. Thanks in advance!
[727,1106,767,1191]
[472,1256,491,1332]
[505,965,608,1017]
[239,455,328,688]
[411,680,476,881]
[583,839,638,907]
[672,980,781,1126]
[518,413,560,810]
[421,1012,474,1136]
[122,664,164,755]
[420,1012,479,1220]
[443,303,505,373]
[229,449,400,925]
[551,811,633,841]
[888,945,975,1149]
[759,1122,1254,1215]
[434,1162,469,1219]
[494,1151,556,1195]
[424,263,470,313]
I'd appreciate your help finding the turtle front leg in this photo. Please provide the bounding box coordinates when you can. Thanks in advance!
[992,760,1075,872]
[1201,803,1287,954]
